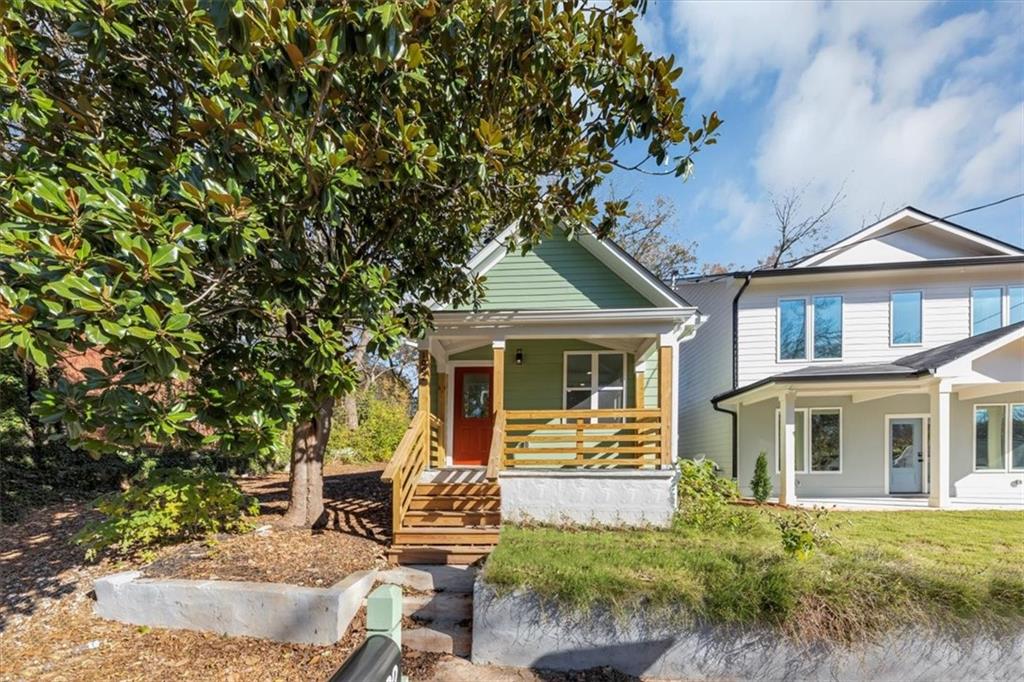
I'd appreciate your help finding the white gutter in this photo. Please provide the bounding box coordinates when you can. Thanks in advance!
[431,307,698,326]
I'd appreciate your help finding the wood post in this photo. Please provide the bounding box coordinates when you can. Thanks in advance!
[634,361,646,409]
[658,344,672,467]
[491,341,505,414]
[436,373,447,467]
[418,349,430,465]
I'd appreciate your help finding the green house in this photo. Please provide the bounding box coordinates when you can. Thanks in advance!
[383,225,703,564]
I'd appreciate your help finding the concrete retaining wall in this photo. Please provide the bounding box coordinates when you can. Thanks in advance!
[498,469,677,527]
[94,569,376,645]
[472,582,1024,681]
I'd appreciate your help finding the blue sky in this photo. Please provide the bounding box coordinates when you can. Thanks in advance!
[603,0,1024,269]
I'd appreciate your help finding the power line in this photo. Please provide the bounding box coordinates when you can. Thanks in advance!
[773,192,1024,269]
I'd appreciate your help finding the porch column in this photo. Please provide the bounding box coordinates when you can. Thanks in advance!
[779,390,797,506]
[417,347,430,415]
[634,361,646,409]
[417,346,432,466]
[491,340,505,414]
[928,381,951,508]
[658,337,673,467]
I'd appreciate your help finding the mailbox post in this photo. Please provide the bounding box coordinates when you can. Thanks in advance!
[328,584,406,682]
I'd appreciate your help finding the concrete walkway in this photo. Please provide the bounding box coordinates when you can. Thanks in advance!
[788,495,1024,511]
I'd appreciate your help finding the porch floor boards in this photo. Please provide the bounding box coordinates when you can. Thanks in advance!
[389,477,501,565]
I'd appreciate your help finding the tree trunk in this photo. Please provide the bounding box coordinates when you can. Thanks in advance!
[280,396,334,528]
[343,332,370,430]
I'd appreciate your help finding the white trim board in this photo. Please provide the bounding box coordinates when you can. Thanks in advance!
[796,207,1023,268]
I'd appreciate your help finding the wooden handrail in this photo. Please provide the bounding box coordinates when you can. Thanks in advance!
[500,408,664,470]
[382,410,427,482]
[505,408,659,419]
[485,410,506,480]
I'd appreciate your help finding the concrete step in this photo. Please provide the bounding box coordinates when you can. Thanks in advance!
[378,565,478,593]
[402,592,473,623]
[403,624,471,657]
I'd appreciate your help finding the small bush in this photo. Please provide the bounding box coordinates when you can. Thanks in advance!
[329,395,409,463]
[751,451,772,503]
[74,468,258,561]
[768,507,834,561]
[677,458,742,529]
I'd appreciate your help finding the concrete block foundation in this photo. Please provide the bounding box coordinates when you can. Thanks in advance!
[472,582,1024,681]
[498,469,677,527]
[94,569,376,645]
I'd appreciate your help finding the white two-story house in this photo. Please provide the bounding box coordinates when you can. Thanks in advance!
[676,207,1024,508]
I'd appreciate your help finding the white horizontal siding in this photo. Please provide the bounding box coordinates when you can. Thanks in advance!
[737,263,1024,386]
[676,278,740,475]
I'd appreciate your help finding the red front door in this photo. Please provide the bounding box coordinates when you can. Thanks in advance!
[452,367,494,466]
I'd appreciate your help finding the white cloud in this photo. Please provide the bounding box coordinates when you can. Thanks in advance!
[669,0,824,101]
[670,0,1024,240]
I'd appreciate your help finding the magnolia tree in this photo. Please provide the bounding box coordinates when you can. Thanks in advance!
[0,0,719,526]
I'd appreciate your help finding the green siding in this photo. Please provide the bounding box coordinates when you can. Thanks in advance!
[451,339,635,410]
[453,233,654,310]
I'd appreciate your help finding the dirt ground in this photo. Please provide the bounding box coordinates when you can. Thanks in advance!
[0,463,407,681]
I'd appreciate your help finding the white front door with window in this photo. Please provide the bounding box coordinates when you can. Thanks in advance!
[889,417,925,494]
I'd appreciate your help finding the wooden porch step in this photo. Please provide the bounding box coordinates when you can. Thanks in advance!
[404,510,501,527]
[386,544,493,566]
[393,526,500,546]
[408,495,501,511]
[414,482,499,497]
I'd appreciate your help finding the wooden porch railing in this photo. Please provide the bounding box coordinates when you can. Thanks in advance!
[500,408,665,469]
[381,410,444,535]
[485,410,507,479]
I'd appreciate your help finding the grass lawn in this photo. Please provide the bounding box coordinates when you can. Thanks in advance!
[483,509,1024,643]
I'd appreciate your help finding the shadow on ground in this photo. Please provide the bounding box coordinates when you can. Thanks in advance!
[0,503,95,631]
[240,464,391,544]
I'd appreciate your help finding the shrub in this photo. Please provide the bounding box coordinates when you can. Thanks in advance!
[751,451,772,503]
[768,507,834,561]
[74,468,258,561]
[329,395,410,463]
[677,458,742,529]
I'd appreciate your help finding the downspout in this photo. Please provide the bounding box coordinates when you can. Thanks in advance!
[713,273,752,479]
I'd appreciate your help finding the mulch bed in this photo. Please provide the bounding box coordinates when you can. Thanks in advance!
[0,462,394,681]
[145,463,390,587]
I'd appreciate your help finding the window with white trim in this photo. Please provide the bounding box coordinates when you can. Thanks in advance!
[971,288,1003,335]
[777,296,843,361]
[890,291,923,346]
[775,407,843,473]
[564,352,625,411]
[974,403,1024,471]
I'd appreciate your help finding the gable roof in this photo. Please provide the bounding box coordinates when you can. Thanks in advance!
[794,206,1024,268]
[458,224,689,309]
[711,321,1024,404]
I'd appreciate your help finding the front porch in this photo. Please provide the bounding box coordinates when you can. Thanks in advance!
[382,309,696,563]
[717,323,1024,509]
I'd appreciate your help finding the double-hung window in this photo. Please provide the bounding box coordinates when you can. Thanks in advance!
[774,407,842,473]
[890,291,923,346]
[778,296,842,361]
[974,403,1024,471]
[564,352,625,411]
[1009,286,1024,325]
[971,288,1003,335]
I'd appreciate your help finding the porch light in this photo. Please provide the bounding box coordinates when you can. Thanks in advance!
[515,348,524,365]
